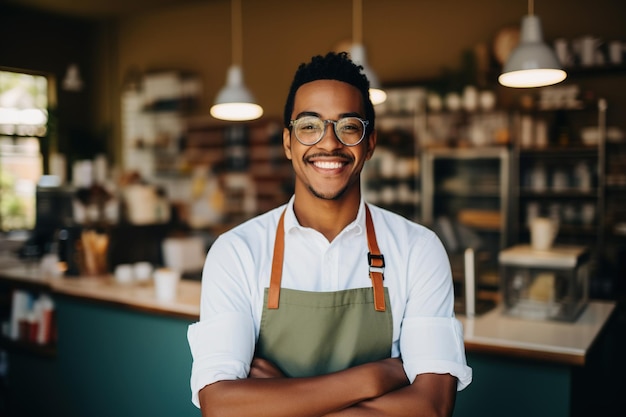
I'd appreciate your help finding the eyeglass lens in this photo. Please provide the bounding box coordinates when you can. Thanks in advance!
[292,116,366,146]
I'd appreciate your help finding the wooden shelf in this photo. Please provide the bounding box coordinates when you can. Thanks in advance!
[565,64,626,77]
[520,188,599,198]
[519,146,598,157]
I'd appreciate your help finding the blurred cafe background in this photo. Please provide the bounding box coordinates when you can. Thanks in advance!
[0,1,625,416]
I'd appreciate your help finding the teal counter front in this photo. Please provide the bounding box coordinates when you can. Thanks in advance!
[7,295,199,417]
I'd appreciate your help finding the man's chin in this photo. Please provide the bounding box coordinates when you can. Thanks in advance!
[308,185,348,201]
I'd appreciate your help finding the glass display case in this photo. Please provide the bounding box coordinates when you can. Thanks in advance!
[422,147,513,295]
[499,244,590,322]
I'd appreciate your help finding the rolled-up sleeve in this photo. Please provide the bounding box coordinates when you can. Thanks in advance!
[400,316,472,390]
[187,311,255,407]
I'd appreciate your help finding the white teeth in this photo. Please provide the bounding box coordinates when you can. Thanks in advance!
[314,161,343,169]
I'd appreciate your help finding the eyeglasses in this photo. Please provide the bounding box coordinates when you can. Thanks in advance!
[289,115,369,147]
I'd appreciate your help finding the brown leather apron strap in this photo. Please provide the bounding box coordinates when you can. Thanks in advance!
[268,210,286,309]
[365,205,386,312]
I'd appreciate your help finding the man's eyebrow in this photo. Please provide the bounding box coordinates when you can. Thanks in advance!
[293,111,320,119]
[293,111,364,120]
[339,112,363,119]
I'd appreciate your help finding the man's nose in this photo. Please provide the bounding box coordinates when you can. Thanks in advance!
[318,122,343,148]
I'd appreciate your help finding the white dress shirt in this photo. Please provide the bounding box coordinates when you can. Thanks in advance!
[187,197,472,407]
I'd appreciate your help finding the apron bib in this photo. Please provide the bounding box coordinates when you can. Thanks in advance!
[256,205,393,378]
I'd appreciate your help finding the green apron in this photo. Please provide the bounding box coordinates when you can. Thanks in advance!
[256,205,394,378]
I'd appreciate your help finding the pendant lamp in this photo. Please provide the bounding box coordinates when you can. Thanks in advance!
[210,0,263,121]
[498,0,566,88]
[350,0,386,105]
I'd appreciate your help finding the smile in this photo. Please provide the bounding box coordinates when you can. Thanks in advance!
[313,160,345,169]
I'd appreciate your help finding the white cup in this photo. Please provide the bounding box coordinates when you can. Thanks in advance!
[578,36,600,67]
[574,162,592,191]
[609,41,623,65]
[133,262,153,283]
[378,150,396,178]
[40,253,62,278]
[530,217,559,251]
[526,202,540,226]
[462,86,479,112]
[114,264,134,284]
[530,164,547,191]
[479,90,496,112]
[554,38,571,66]
[154,268,180,302]
[427,92,443,112]
[520,116,534,148]
[563,204,577,223]
[445,92,462,112]
[581,203,596,226]
[552,169,569,191]
[535,120,548,148]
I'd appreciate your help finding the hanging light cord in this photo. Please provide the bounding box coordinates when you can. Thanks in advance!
[528,0,534,16]
[352,0,362,45]
[231,0,242,67]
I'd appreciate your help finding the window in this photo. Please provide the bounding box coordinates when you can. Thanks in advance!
[0,69,48,231]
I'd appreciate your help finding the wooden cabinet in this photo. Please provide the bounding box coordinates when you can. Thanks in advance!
[120,71,294,230]
[516,146,600,247]
[121,86,293,228]
[510,94,626,295]
[183,117,293,225]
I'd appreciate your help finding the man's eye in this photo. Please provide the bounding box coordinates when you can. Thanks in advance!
[340,122,359,132]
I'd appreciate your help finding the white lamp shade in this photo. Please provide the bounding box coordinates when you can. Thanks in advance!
[349,44,387,105]
[369,87,387,107]
[210,65,263,121]
[499,15,567,88]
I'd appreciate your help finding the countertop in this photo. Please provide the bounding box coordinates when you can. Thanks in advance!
[460,302,615,365]
[0,265,615,364]
[0,265,201,320]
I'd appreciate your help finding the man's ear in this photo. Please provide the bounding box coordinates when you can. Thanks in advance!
[365,130,377,161]
[283,128,293,160]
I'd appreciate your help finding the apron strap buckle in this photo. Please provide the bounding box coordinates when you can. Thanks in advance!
[368,253,385,270]
[365,205,386,312]
[368,253,386,312]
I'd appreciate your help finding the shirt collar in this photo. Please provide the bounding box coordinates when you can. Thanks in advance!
[283,196,366,237]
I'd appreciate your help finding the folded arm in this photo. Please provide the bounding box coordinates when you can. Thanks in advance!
[324,372,457,417]
[200,357,456,417]
[198,357,410,417]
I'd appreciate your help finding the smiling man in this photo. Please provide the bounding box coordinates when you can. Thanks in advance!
[187,52,472,417]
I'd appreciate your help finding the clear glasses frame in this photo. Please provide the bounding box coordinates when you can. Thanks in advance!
[289,115,370,147]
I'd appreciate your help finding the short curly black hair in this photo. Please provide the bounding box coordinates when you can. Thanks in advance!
[283,51,375,135]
